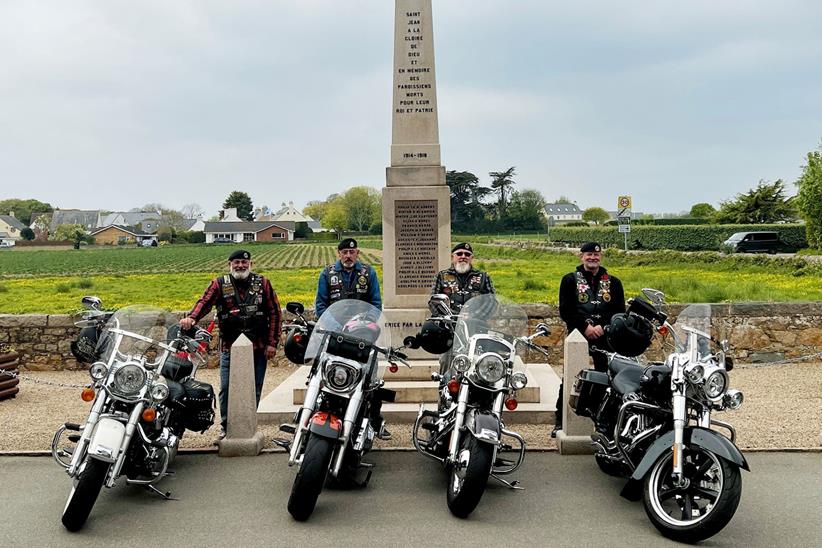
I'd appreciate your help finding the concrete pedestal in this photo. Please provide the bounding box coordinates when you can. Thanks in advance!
[217,335,265,457]
[557,330,594,455]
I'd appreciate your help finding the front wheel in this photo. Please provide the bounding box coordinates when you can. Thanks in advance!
[61,458,109,532]
[446,436,494,518]
[287,435,334,521]
[643,447,742,543]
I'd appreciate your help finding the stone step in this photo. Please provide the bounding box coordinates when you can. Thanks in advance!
[258,363,560,425]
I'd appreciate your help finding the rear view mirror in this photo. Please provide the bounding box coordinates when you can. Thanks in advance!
[81,296,102,310]
[403,336,420,349]
[428,294,451,316]
[286,302,305,315]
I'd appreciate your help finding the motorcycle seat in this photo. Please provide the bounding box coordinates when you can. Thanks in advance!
[611,364,645,396]
[608,355,641,377]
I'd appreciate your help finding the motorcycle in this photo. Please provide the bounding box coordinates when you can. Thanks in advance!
[570,289,747,543]
[410,293,550,518]
[276,299,410,521]
[52,297,215,531]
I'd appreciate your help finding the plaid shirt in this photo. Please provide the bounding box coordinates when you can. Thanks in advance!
[188,274,282,352]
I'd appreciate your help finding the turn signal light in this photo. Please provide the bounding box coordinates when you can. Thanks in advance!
[447,379,460,395]
[657,326,669,335]
[81,387,95,402]
[142,407,157,422]
[388,363,399,373]
[505,398,518,411]
[293,333,303,344]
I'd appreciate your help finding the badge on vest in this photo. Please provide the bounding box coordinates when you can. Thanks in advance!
[358,275,367,285]
[578,293,589,303]
[330,276,339,285]
[602,292,611,302]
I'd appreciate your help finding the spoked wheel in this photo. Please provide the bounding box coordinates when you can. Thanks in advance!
[446,436,494,518]
[61,459,109,532]
[287,435,334,521]
[643,447,742,543]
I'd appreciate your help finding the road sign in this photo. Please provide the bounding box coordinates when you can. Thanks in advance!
[618,195,632,210]
[617,215,632,224]
[618,224,631,233]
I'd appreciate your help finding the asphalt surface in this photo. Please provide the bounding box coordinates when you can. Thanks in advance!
[2,452,820,547]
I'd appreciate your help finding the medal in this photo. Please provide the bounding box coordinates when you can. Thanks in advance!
[358,276,367,285]
[602,292,611,302]
[578,293,589,303]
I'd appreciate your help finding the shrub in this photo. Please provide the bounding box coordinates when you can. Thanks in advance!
[75,278,94,289]
[0,284,8,293]
[55,283,71,293]
[522,279,546,291]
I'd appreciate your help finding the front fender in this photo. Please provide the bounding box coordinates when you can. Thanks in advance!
[464,409,500,445]
[87,417,126,463]
[308,411,342,440]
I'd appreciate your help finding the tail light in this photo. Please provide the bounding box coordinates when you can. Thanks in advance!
[142,407,157,422]
[388,363,399,373]
[505,397,518,411]
[81,387,95,402]
[447,379,460,395]
[657,325,669,335]
[293,332,303,344]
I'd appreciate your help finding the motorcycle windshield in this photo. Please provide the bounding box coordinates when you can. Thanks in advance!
[452,294,528,359]
[305,300,390,366]
[98,305,180,361]
[671,304,722,359]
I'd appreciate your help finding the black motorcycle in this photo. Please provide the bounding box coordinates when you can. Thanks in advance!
[276,299,410,521]
[570,289,747,543]
[53,297,215,531]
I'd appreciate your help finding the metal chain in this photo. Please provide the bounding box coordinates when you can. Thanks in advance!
[0,369,89,389]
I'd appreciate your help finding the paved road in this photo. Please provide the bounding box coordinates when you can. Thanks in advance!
[2,452,820,547]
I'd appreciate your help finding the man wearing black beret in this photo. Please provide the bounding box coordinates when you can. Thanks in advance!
[180,249,282,438]
[553,241,625,436]
[431,242,495,315]
[315,238,381,318]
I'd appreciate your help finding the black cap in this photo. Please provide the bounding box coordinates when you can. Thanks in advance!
[580,241,601,253]
[451,242,473,254]
[338,238,358,250]
[229,249,251,261]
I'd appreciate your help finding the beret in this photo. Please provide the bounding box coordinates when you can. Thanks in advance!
[580,241,601,253]
[451,242,473,253]
[338,238,358,250]
[229,249,251,261]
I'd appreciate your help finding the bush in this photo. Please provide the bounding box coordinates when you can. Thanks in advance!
[54,283,71,293]
[75,278,94,289]
[0,284,8,293]
[368,222,382,235]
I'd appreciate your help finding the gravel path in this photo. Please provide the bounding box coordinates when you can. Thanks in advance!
[2,362,821,452]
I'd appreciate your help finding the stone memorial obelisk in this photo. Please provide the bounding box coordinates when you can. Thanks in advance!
[382,0,451,349]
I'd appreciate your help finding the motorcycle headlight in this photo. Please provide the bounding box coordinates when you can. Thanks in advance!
[89,362,108,381]
[704,369,729,400]
[112,363,147,396]
[510,371,527,390]
[323,360,361,393]
[451,354,471,373]
[476,354,505,384]
[685,363,704,383]
[723,389,744,410]
[150,382,169,402]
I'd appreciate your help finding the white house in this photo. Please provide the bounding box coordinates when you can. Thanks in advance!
[543,203,583,223]
[203,221,294,243]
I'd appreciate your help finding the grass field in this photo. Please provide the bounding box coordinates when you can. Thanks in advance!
[1,241,821,314]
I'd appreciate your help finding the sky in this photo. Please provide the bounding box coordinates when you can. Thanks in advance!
[2,0,821,218]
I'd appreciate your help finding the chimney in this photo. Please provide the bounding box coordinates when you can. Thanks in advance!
[9,211,14,218]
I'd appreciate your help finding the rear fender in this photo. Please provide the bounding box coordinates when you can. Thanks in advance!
[464,409,500,445]
[87,417,126,463]
[308,411,342,440]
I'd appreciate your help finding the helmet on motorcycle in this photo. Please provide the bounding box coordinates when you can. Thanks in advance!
[283,328,310,364]
[416,318,453,355]
[605,312,654,357]
[342,315,381,344]
[70,326,100,363]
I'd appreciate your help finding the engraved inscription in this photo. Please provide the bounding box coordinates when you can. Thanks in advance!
[395,200,438,294]
[394,8,436,118]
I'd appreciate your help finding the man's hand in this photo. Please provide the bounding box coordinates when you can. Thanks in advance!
[584,324,604,339]
[265,345,276,359]
[180,316,196,330]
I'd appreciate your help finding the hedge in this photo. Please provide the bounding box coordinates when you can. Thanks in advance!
[547,224,807,251]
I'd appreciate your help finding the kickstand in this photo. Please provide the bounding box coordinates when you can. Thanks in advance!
[145,484,177,500]
[490,474,524,490]
[272,438,291,452]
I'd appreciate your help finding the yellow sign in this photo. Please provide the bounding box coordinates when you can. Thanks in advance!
[617,195,632,210]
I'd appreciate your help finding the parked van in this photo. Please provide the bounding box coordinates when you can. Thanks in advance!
[722,231,781,253]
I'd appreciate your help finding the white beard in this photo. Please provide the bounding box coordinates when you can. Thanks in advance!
[454,262,471,274]
[231,269,250,280]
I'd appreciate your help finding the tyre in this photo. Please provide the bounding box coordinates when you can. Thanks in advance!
[287,435,334,521]
[595,454,625,477]
[643,447,742,543]
[446,436,494,518]
[61,458,109,532]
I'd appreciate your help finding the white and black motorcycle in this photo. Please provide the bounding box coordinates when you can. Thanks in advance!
[276,299,409,521]
[411,294,550,518]
[53,297,215,531]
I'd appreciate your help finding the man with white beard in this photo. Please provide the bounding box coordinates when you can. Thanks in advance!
[180,249,281,438]
[430,242,495,315]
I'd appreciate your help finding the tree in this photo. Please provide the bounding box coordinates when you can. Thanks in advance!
[20,227,35,240]
[52,224,90,247]
[303,200,328,221]
[555,196,573,204]
[689,203,716,218]
[796,144,822,249]
[714,180,796,224]
[139,203,164,214]
[0,198,53,225]
[343,186,381,232]
[582,207,610,225]
[489,167,517,218]
[157,209,187,231]
[446,170,491,231]
[181,203,204,219]
[506,189,547,230]
[322,198,348,232]
[222,191,254,221]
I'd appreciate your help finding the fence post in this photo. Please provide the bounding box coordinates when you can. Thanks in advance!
[217,334,265,457]
[557,329,594,454]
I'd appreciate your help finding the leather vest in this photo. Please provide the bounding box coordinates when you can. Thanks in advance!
[439,269,489,313]
[324,264,371,305]
[574,270,613,325]
[216,274,268,345]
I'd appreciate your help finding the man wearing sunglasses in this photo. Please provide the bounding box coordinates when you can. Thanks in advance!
[315,237,382,319]
[431,242,495,314]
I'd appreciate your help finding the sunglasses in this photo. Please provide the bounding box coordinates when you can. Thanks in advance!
[453,252,473,257]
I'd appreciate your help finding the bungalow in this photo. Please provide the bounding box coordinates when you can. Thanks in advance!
[543,203,583,223]
[91,225,157,245]
[0,214,27,242]
[203,221,294,243]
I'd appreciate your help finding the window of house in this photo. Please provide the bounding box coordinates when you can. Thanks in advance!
[272,232,284,238]
[243,233,254,242]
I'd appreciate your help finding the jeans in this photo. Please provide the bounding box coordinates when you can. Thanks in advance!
[219,349,268,429]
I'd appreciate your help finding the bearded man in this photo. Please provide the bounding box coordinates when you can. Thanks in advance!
[180,249,281,438]
[431,242,495,315]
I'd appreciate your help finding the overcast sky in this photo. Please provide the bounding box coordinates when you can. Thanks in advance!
[2,0,821,217]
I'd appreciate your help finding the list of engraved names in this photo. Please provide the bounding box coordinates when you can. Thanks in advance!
[395,200,438,294]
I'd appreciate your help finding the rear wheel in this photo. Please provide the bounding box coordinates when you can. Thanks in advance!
[643,447,742,543]
[61,458,109,532]
[446,436,494,518]
[287,435,334,521]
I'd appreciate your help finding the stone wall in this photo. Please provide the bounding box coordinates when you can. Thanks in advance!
[2,302,822,370]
